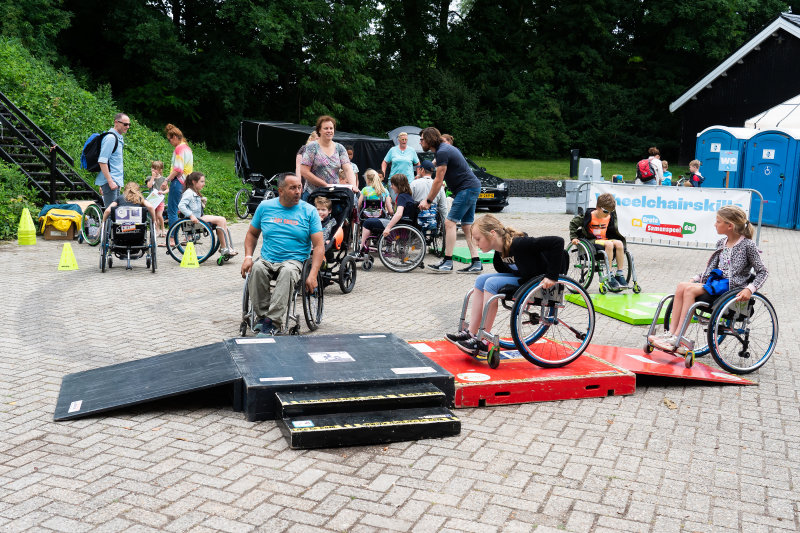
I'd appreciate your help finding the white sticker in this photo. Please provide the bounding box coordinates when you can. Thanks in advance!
[762,149,775,160]
[391,366,435,375]
[710,143,721,153]
[499,350,524,359]
[292,420,314,428]
[309,351,355,363]
[710,372,743,381]
[236,337,276,344]
[410,343,435,353]
[625,353,656,364]
[456,372,491,382]
[68,400,82,413]
[359,334,386,339]
[625,308,649,315]
[259,376,294,382]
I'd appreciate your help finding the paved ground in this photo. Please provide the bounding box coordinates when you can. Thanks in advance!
[1,207,798,532]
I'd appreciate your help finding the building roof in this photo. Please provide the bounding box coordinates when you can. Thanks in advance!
[669,13,800,113]
[744,94,800,128]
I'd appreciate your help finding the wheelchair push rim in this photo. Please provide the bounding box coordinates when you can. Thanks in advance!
[378,224,426,272]
[166,218,217,264]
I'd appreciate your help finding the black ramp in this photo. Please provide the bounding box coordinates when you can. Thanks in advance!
[54,342,241,421]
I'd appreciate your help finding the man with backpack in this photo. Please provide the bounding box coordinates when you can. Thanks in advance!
[635,146,663,186]
[93,113,130,207]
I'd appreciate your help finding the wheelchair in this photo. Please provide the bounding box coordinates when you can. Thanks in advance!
[99,205,157,272]
[454,273,596,369]
[80,202,104,246]
[165,215,235,266]
[644,288,778,373]
[239,258,324,336]
[357,201,437,273]
[565,238,642,294]
[235,172,279,219]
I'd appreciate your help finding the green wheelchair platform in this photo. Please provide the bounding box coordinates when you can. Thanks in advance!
[450,246,494,264]
[565,292,668,325]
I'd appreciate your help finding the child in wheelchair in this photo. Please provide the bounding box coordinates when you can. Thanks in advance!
[179,171,238,257]
[358,169,393,219]
[102,182,156,226]
[446,214,564,356]
[649,205,768,353]
[569,193,628,291]
[357,173,413,256]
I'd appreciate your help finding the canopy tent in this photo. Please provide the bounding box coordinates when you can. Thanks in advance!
[235,121,394,187]
[745,95,800,129]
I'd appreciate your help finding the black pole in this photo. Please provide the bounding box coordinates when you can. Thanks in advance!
[569,149,580,178]
[49,146,57,203]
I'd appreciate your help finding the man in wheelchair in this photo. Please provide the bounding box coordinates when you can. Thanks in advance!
[241,172,324,336]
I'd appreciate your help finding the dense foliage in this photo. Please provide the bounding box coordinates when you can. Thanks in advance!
[0,0,796,160]
[0,37,240,237]
[0,162,39,241]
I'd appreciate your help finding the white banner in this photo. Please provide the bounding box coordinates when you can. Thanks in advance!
[588,184,751,245]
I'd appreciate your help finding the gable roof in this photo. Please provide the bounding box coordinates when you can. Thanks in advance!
[669,13,800,113]
[744,94,800,128]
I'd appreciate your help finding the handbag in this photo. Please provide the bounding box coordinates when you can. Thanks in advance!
[703,268,729,296]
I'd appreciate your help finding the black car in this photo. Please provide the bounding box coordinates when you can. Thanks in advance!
[387,126,509,213]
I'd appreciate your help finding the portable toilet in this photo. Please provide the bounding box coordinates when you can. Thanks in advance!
[740,129,800,228]
[695,126,757,188]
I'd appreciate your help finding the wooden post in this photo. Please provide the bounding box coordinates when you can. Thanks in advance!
[725,170,730,188]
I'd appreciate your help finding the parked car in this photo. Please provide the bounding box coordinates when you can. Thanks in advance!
[386,126,509,213]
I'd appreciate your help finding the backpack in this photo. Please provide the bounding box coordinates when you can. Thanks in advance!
[636,159,656,181]
[81,132,119,172]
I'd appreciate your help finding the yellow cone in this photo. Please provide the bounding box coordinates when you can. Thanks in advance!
[180,242,200,268]
[58,243,79,270]
[17,207,36,245]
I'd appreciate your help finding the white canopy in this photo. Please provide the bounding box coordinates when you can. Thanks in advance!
[745,94,800,129]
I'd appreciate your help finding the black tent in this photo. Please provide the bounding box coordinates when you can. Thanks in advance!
[235,121,394,187]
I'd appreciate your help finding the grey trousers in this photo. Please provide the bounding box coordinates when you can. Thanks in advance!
[100,183,120,208]
[248,258,303,328]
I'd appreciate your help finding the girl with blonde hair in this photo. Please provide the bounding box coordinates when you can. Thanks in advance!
[358,168,393,219]
[446,214,564,356]
[101,181,156,225]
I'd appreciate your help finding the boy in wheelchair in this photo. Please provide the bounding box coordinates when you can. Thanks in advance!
[569,193,628,291]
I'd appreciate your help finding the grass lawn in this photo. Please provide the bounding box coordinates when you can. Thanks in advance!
[472,156,688,182]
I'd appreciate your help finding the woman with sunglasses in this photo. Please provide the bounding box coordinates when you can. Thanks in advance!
[569,193,628,291]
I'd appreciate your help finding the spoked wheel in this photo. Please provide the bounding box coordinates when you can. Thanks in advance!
[99,220,110,272]
[241,273,255,336]
[148,220,157,273]
[565,241,594,291]
[81,203,104,246]
[235,188,251,219]
[510,276,595,368]
[378,224,426,272]
[707,292,778,374]
[430,210,445,257]
[338,256,357,294]
[166,219,217,264]
[663,300,711,357]
[301,260,324,331]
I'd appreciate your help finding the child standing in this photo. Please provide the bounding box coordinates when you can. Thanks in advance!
[446,214,564,356]
[661,160,672,186]
[686,159,704,187]
[178,172,238,257]
[650,205,768,352]
[146,160,168,239]
[569,193,628,291]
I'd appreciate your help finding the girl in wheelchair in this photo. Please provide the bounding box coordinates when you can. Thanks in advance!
[446,214,564,355]
[179,171,238,257]
[649,205,768,353]
[357,173,412,257]
[358,168,393,220]
[101,182,156,225]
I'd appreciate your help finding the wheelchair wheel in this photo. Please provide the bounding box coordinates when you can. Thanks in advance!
[166,219,217,264]
[362,255,374,271]
[378,224,426,272]
[148,220,157,273]
[99,220,111,272]
[663,300,711,357]
[707,292,778,374]
[510,276,595,368]
[81,203,103,246]
[235,188,251,219]
[240,273,255,336]
[338,256,357,294]
[301,260,324,331]
[429,211,445,257]
[565,241,594,290]
[624,250,634,285]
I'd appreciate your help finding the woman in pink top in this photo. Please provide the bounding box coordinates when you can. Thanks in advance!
[164,123,194,244]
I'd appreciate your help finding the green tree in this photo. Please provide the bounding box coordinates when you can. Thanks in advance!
[0,0,71,62]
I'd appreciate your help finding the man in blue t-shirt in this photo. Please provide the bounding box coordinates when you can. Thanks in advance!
[241,173,323,335]
[419,127,483,273]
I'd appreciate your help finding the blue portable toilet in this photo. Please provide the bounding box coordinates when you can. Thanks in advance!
[695,126,757,188]
[741,128,800,228]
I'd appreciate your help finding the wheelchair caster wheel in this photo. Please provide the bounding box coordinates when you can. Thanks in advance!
[598,283,607,295]
[217,256,224,266]
[488,348,500,369]
[684,351,695,368]
[290,325,300,335]
[632,282,642,294]
[644,343,654,353]
[362,256,373,271]
[239,322,248,337]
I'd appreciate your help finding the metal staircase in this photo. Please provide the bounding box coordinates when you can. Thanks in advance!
[0,91,101,203]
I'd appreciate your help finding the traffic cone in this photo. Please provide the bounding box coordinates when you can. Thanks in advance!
[17,208,36,245]
[180,242,200,268]
[58,243,79,270]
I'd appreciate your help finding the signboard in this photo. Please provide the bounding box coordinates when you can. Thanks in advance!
[589,183,751,246]
[718,150,738,172]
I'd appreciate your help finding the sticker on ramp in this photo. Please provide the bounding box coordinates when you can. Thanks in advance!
[410,343,435,353]
[309,351,355,363]
[625,353,656,364]
[456,373,491,382]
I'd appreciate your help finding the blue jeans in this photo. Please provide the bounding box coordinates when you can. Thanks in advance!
[475,273,521,295]
[167,178,183,229]
[447,187,480,225]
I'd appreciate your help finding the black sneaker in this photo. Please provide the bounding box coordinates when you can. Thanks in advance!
[605,276,620,291]
[446,330,473,344]
[458,261,483,273]
[428,259,453,272]
[456,337,489,356]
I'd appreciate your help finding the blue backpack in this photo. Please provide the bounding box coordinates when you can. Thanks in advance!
[80,132,118,172]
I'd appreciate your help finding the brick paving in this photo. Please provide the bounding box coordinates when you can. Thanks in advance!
[1,209,798,532]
